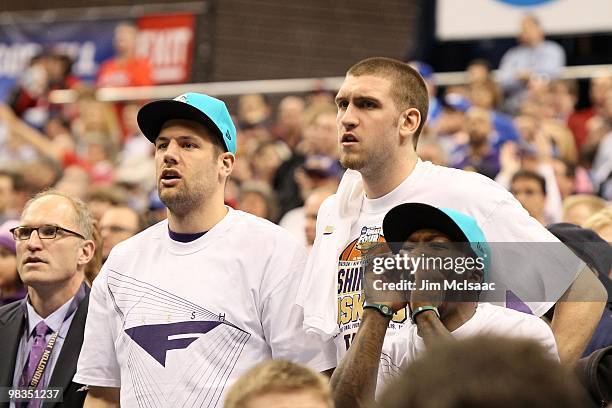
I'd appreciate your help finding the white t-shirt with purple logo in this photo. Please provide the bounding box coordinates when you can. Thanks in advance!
[75,208,334,408]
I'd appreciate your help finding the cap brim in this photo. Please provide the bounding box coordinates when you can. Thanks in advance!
[382,203,469,253]
[137,100,223,145]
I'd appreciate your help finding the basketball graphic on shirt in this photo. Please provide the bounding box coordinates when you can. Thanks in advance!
[337,226,406,338]
[339,227,387,262]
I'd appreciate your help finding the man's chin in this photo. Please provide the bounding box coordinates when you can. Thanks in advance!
[340,155,366,171]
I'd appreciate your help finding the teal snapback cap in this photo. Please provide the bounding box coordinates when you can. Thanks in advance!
[382,203,491,280]
[137,92,237,154]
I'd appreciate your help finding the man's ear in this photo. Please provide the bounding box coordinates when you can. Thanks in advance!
[77,240,95,266]
[398,107,421,145]
[219,152,235,179]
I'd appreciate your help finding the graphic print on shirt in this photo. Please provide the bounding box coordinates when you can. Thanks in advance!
[337,226,407,350]
[107,270,250,408]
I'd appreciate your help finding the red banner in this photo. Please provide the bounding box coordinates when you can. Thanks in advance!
[136,13,195,84]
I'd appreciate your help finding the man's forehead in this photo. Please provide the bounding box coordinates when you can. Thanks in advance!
[22,195,75,225]
[336,74,392,98]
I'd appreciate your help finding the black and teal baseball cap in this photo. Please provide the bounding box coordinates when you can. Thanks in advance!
[137,92,237,154]
[383,203,491,279]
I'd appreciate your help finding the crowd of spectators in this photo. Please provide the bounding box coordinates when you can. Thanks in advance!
[0,16,610,407]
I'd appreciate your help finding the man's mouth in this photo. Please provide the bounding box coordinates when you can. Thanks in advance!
[160,169,182,187]
[341,133,359,146]
[24,256,46,266]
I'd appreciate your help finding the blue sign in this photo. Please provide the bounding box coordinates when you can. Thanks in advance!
[0,19,123,100]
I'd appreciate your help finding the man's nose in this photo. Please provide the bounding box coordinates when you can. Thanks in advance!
[163,140,180,164]
[25,229,44,250]
[339,104,358,130]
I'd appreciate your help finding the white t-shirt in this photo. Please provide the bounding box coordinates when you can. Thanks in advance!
[332,160,582,359]
[377,303,559,395]
[75,208,334,408]
[279,206,307,247]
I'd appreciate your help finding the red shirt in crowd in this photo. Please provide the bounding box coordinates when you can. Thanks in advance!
[96,58,153,88]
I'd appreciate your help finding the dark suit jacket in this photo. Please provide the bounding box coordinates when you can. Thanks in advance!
[0,293,89,408]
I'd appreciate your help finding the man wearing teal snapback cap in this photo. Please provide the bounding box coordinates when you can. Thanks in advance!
[331,203,558,406]
[75,93,335,408]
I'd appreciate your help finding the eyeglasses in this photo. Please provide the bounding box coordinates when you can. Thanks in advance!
[10,225,86,241]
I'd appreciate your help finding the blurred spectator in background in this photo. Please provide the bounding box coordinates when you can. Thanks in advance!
[237,94,272,130]
[117,101,153,161]
[0,170,19,224]
[8,51,78,128]
[54,165,90,201]
[433,92,471,160]
[562,194,607,226]
[589,89,612,198]
[302,103,338,159]
[410,61,442,126]
[273,96,305,150]
[511,170,547,225]
[469,79,521,147]
[85,186,129,222]
[273,96,307,216]
[498,15,566,113]
[553,158,577,200]
[250,141,284,187]
[451,107,500,179]
[583,207,612,243]
[0,220,24,306]
[100,204,144,262]
[466,58,493,84]
[97,23,152,88]
[417,138,447,166]
[303,187,335,250]
[279,155,340,245]
[224,360,333,408]
[569,72,611,151]
[238,181,280,223]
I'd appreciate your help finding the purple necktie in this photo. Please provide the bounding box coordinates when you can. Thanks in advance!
[17,321,51,408]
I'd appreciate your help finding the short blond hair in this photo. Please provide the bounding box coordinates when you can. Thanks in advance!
[583,207,612,232]
[224,360,332,408]
[562,194,607,222]
[347,57,429,147]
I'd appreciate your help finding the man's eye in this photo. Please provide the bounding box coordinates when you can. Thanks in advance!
[362,100,376,109]
[184,143,197,149]
[337,100,348,109]
[156,143,168,150]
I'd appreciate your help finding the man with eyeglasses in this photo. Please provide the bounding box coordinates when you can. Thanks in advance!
[99,205,144,262]
[0,190,95,408]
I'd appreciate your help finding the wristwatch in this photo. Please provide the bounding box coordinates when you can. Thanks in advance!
[363,301,394,317]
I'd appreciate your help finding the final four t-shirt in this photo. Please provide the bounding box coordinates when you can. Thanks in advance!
[333,160,583,361]
[75,208,334,408]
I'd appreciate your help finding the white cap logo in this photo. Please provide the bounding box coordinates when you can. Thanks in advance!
[175,94,188,103]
